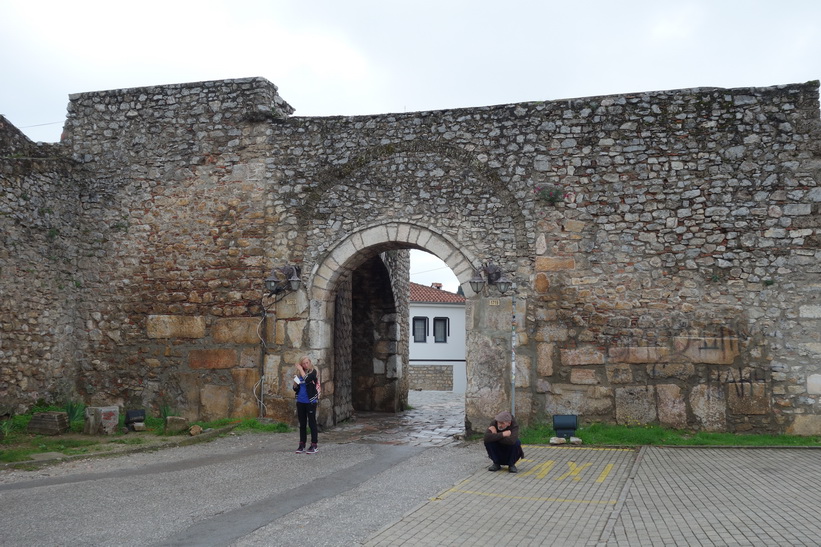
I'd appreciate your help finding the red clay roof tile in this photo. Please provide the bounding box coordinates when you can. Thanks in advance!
[409,282,465,304]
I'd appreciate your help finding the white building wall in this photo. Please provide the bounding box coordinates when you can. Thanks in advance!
[409,301,466,393]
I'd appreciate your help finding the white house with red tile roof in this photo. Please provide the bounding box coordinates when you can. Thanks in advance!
[408,282,466,393]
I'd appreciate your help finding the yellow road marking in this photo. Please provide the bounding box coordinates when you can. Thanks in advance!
[521,460,556,479]
[557,462,593,481]
[449,488,617,505]
[596,463,615,483]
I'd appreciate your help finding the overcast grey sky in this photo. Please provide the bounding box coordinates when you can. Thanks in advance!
[2,0,819,291]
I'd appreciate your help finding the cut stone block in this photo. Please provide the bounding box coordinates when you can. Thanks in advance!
[165,416,189,433]
[84,406,119,435]
[27,411,69,435]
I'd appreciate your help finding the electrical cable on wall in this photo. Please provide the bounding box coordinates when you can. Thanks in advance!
[255,288,294,418]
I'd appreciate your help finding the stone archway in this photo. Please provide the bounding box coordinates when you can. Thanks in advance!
[305,221,481,427]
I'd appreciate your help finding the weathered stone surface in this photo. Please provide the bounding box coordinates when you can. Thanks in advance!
[27,412,69,435]
[239,347,260,368]
[609,346,670,364]
[515,355,531,388]
[799,305,821,318]
[656,384,687,428]
[647,363,696,380]
[690,385,726,431]
[475,297,518,333]
[535,325,569,343]
[561,347,605,366]
[514,391,532,421]
[146,315,206,339]
[563,220,585,233]
[84,406,119,435]
[808,374,821,395]
[673,336,740,365]
[533,273,550,293]
[213,318,262,344]
[189,349,238,369]
[545,384,612,416]
[544,384,588,416]
[727,382,769,415]
[200,385,231,422]
[536,343,554,377]
[165,416,188,433]
[265,397,295,425]
[535,257,576,271]
[570,368,598,385]
[279,365,301,398]
[175,372,202,422]
[232,368,262,418]
[787,415,821,436]
[275,321,287,346]
[467,387,506,428]
[409,364,453,391]
[605,364,633,384]
[2,77,819,435]
[615,386,657,425]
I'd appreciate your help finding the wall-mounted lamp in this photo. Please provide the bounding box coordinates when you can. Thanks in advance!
[264,264,302,297]
[469,262,512,295]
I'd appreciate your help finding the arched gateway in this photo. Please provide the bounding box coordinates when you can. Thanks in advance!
[2,77,820,435]
[303,222,496,432]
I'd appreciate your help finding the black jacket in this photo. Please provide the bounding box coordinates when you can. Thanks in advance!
[483,416,520,445]
[293,369,320,403]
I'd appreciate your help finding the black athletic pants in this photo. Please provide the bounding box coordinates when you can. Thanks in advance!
[297,402,318,444]
[485,439,523,466]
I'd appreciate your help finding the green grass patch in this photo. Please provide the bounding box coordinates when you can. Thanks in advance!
[0,436,98,463]
[0,407,290,464]
[186,417,290,434]
[521,421,821,447]
[109,437,146,445]
[234,418,290,433]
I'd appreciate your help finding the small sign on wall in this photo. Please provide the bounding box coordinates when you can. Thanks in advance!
[488,299,500,306]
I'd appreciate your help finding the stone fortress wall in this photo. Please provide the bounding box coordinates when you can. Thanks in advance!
[1,77,819,433]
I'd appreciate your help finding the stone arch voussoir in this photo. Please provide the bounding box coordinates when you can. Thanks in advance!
[306,220,482,352]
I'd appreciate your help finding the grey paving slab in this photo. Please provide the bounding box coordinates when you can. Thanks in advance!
[365,445,638,546]
[607,447,821,547]
[366,443,821,547]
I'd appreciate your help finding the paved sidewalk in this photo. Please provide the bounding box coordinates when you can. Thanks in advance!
[366,444,821,546]
[5,390,820,546]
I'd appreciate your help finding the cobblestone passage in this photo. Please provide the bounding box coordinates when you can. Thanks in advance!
[323,391,466,447]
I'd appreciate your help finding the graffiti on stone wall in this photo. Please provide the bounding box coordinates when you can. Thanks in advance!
[608,318,769,401]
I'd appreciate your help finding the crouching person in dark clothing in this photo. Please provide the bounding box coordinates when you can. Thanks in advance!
[484,411,524,473]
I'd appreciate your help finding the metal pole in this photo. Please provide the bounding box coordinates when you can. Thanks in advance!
[511,284,517,417]
[259,307,268,418]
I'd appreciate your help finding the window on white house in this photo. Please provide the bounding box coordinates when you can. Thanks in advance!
[433,317,449,343]
[413,316,428,342]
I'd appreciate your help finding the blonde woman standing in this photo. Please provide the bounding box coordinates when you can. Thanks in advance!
[293,356,321,454]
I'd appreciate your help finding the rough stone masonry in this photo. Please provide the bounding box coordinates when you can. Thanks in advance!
[1,77,819,434]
